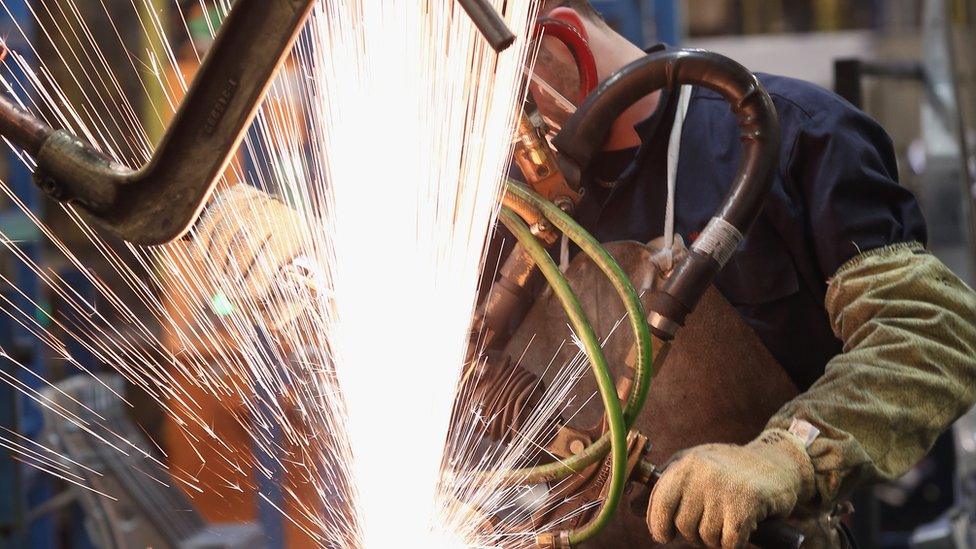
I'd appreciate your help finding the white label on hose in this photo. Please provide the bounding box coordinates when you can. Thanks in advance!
[789,418,821,448]
[691,217,743,267]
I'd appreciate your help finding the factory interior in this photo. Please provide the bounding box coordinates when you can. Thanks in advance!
[0,0,974,548]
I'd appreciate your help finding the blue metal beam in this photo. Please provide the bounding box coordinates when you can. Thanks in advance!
[653,0,683,45]
[590,0,683,47]
[0,1,54,546]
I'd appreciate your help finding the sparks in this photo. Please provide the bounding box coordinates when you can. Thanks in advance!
[0,1,597,546]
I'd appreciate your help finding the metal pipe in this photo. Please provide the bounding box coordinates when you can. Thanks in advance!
[0,0,316,245]
[554,49,780,339]
[457,0,515,52]
[0,95,51,157]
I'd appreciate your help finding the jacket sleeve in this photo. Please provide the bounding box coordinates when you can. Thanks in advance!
[784,87,927,278]
[767,242,976,505]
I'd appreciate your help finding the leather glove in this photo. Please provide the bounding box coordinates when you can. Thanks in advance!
[647,429,815,548]
[193,184,306,302]
[191,184,325,341]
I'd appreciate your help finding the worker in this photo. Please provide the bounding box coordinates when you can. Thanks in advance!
[193,2,976,548]
[526,0,976,547]
[158,3,318,547]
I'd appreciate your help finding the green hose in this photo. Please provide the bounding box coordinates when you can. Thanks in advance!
[494,179,655,488]
[498,207,628,545]
[505,180,655,425]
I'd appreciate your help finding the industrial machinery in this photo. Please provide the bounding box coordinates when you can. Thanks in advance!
[0,1,804,546]
[0,0,511,245]
[38,374,265,549]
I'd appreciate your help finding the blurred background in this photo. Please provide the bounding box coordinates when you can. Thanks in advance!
[0,1,972,548]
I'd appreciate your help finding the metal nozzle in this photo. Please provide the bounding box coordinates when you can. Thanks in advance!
[457,0,516,52]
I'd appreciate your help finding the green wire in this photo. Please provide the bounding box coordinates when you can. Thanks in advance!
[495,180,655,487]
[505,180,655,426]
[501,182,656,544]
[498,207,628,545]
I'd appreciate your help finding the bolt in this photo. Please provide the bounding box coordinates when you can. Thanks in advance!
[35,175,65,200]
[553,196,574,214]
[569,439,585,455]
[529,221,550,236]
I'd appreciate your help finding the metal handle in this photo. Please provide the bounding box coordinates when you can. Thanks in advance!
[751,518,806,549]
[0,0,315,245]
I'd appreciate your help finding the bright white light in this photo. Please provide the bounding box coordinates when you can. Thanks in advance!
[305,1,539,545]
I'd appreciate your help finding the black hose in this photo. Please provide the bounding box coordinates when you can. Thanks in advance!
[553,49,780,339]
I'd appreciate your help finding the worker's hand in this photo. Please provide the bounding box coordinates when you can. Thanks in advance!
[193,184,306,303]
[647,429,815,548]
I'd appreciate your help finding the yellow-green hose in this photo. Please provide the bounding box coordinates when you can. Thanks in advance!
[495,180,655,488]
[498,207,627,545]
[505,180,655,425]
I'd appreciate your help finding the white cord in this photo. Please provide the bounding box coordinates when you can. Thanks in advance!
[560,232,570,273]
[662,85,693,273]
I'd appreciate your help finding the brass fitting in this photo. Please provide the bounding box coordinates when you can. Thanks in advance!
[535,530,572,549]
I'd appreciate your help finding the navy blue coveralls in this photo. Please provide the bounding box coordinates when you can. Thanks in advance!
[573,71,927,391]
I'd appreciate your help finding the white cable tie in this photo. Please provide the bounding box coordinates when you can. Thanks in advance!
[559,233,570,273]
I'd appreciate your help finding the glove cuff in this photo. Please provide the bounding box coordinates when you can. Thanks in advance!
[749,428,817,504]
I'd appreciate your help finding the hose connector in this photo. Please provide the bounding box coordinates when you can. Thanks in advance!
[535,530,572,549]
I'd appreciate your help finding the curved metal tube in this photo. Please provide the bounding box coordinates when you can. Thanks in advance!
[553,49,781,339]
[0,0,315,245]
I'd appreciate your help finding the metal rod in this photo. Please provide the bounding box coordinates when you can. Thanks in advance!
[0,0,317,245]
[0,95,52,157]
[457,0,515,52]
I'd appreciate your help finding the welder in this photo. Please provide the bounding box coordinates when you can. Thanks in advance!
[522,0,976,547]
[192,3,976,549]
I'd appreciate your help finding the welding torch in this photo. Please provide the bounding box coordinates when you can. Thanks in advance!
[477,17,596,351]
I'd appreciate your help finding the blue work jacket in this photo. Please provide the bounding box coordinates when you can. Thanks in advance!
[572,72,927,391]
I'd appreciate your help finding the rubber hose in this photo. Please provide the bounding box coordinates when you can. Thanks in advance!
[553,50,780,336]
[499,207,627,545]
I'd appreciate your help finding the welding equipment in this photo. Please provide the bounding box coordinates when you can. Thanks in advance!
[0,0,799,543]
[457,0,516,52]
[468,38,803,546]
[475,17,596,351]
[0,0,514,245]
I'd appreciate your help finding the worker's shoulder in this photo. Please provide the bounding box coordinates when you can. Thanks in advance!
[690,72,860,124]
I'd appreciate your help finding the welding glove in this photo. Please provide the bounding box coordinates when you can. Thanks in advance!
[194,184,305,299]
[647,429,815,548]
[765,242,976,506]
[192,184,318,333]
